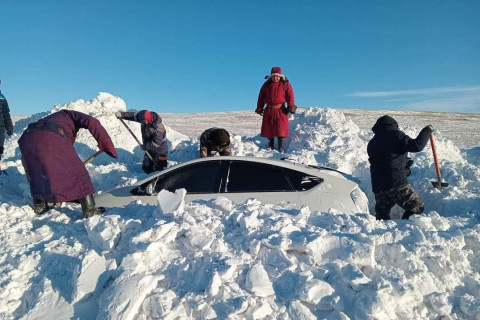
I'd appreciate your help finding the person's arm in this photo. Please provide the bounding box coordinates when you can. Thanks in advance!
[219,144,232,156]
[115,111,137,122]
[69,110,118,158]
[285,81,295,107]
[405,125,434,152]
[1,99,13,135]
[256,84,266,115]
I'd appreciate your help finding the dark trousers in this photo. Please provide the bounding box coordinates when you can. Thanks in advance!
[268,137,285,152]
[374,184,424,220]
[142,155,167,174]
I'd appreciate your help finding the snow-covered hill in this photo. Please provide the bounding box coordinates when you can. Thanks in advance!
[1,92,479,319]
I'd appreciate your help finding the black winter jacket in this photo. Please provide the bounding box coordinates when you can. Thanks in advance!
[367,115,432,193]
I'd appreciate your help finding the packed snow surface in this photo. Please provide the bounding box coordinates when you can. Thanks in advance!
[1,92,479,319]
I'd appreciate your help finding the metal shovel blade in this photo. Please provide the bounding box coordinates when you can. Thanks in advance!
[431,180,449,189]
[430,133,448,189]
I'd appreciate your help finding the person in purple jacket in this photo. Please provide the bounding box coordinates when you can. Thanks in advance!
[18,110,118,218]
[115,110,168,174]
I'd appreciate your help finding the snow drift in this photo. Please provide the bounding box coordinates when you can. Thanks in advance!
[0,92,479,319]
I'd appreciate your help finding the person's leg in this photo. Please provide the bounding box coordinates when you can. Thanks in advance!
[374,190,395,220]
[394,184,424,219]
[0,146,3,169]
[142,154,154,174]
[154,159,168,172]
[267,138,275,150]
[33,198,48,214]
[80,194,103,218]
[277,137,285,152]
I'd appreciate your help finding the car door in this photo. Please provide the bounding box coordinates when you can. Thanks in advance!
[223,160,301,208]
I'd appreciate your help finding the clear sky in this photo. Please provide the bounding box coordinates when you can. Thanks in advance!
[1,0,479,115]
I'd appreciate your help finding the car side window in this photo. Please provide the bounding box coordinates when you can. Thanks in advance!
[225,161,293,192]
[155,162,224,194]
[132,161,224,195]
[285,170,323,191]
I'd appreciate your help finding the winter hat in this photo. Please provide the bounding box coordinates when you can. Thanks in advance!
[372,115,399,133]
[213,128,230,146]
[265,66,285,80]
[137,110,154,124]
[271,67,282,76]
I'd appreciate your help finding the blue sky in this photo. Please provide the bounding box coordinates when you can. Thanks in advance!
[1,0,479,115]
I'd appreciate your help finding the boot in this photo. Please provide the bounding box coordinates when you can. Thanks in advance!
[80,194,103,219]
[278,137,285,153]
[267,138,275,150]
[33,198,48,215]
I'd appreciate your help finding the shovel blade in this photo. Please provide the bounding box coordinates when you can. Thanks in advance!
[431,180,449,189]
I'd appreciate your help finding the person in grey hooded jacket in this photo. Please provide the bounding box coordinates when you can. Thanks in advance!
[0,81,14,165]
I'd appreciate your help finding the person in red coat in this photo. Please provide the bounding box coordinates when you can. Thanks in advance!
[18,110,118,218]
[256,66,297,152]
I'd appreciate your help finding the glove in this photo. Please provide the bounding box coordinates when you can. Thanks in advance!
[405,157,414,177]
[6,126,13,136]
[406,158,414,168]
[287,105,297,114]
[115,111,122,119]
[255,107,264,116]
[98,138,118,158]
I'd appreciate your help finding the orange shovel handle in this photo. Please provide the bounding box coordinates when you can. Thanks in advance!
[429,133,442,180]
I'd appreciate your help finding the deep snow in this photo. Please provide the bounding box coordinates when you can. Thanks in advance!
[1,92,479,319]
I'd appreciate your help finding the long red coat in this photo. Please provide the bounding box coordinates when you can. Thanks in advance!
[18,110,117,203]
[257,80,295,138]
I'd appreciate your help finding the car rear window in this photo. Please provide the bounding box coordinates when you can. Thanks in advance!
[285,170,323,191]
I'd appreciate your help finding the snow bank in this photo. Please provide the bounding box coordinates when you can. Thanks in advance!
[1,93,479,319]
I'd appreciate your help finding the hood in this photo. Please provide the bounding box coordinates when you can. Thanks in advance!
[372,115,398,134]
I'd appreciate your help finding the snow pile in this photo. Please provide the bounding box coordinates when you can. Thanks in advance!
[1,93,479,319]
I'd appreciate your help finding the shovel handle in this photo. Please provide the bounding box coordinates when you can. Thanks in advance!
[118,117,157,165]
[429,133,442,180]
[84,150,104,165]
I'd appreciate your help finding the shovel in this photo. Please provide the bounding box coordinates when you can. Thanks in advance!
[83,150,104,165]
[118,118,158,166]
[429,133,448,189]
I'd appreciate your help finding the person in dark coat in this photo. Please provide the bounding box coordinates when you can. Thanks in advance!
[367,115,433,220]
[0,80,14,167]
[18,110,118,218]
[199,127,231,158]
[256,66,297,152]
[115,110,167,174]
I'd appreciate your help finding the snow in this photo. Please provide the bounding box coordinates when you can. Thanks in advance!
[1,92,480,319]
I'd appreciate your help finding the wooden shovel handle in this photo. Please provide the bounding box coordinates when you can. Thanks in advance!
[429,133,442,180]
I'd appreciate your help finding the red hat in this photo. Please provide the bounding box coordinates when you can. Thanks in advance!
[137,110,153,124]
[271,67,282,75]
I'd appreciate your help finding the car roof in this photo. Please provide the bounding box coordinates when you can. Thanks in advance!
[137,156,358,187]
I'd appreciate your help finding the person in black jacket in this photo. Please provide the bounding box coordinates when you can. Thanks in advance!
[199,127,231,158]
[0,81,14,167]
[367,115,433,220]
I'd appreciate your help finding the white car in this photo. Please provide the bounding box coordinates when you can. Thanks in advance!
[94,156,369,214]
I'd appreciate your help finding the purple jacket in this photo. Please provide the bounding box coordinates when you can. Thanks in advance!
[120,111,168,158]
[18,110,117,202]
